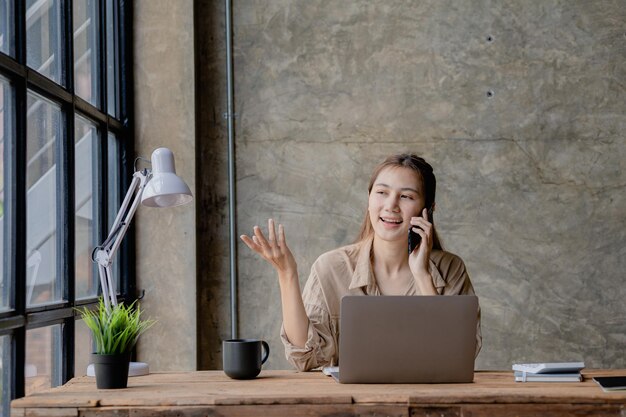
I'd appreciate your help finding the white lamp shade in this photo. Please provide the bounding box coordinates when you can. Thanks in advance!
[141,148,193,208]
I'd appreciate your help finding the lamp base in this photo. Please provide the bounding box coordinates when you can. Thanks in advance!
[87,361,149,377]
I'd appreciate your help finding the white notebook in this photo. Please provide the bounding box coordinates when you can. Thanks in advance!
[512,362,585,374]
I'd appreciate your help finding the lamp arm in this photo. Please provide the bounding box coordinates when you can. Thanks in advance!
[92,170,150,310]
[106,170,150,262]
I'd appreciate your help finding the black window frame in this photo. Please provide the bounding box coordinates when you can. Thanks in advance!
[0,1,135,414]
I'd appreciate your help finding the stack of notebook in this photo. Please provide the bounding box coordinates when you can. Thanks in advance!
[512,362,585,382]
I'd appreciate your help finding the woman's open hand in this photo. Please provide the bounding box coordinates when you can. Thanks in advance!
[240,219,298,279]
[241,219,308,347]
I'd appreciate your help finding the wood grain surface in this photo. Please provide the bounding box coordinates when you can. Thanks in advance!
[11,370,626,416]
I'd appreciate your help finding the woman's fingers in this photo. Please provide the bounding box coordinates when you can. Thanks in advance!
[240,234,254,246]
[410,214,432,248]
[268,219,277,244]
[278,223,286,247]
[412,216,432,233]
[240,234,263,254]
[412,221,431,236]
[253,225,271,249]
[411,213,432,227]
[248,221,289,258]
[255,221,281,249]
[267,219,282,257]
[241,220,297,275]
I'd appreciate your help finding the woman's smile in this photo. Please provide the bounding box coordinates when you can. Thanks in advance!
[380,217,403,229]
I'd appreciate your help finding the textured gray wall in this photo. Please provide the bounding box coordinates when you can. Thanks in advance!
[197,0,626,370]
[134,0,197,371]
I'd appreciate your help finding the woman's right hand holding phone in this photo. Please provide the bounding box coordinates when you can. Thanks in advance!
[408,208,437,295]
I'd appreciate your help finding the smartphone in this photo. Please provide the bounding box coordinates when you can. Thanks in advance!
[408,228,421,254]
[408,207,433,254]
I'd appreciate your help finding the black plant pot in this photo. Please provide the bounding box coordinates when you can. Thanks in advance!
[91,352,131,389]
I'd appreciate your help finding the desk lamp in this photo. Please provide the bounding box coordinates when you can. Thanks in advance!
[86,147,192,377]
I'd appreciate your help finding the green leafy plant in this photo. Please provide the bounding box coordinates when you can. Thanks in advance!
[77,299,156,355]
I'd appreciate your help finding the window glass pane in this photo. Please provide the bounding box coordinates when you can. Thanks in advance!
[107,132,120,293]
[75,116,97,299]
[0,0,14,56]
[26,0,63,85]
[26,91,62,307]
[106,0,118,117]
[74,318,93,376]
[74,0,100,107]
[25,325,62,396]
[1,335,10,416]
[0,76,11,312]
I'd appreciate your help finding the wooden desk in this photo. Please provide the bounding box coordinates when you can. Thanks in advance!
[11,370,626,416]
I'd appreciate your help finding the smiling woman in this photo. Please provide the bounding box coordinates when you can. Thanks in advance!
[240,153,482,372]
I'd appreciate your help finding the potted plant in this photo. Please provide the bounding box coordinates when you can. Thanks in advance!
[77,298,155,389]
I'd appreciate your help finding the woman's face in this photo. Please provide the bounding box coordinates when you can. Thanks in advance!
[368,166,426,243]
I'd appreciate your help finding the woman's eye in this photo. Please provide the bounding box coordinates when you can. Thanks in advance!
[376,191,386,195]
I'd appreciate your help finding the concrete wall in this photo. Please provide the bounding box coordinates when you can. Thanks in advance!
[134,0,197,371]
[196,0,626,370]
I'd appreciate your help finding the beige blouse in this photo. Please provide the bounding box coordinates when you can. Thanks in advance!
[280,235,482,371]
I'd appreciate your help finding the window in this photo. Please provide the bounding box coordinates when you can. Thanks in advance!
[74,115,97,300]
[26,0,63,86]
[1,75,11,313]
[0,1,133,415]
[26,91,62,307]
[0,0,14,57]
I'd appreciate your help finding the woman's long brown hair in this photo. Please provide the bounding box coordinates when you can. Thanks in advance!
[355,154,443,250]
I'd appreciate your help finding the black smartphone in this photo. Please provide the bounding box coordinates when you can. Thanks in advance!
[408,207,433,254]
[408,228,421,254]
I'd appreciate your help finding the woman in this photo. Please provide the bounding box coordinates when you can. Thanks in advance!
[240,154,482,371]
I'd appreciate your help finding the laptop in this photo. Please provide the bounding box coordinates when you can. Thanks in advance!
[329,295,478,384]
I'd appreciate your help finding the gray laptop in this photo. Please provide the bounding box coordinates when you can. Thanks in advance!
[330,295,478,384]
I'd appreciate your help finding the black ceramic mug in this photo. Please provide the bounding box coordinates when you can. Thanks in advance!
[222,339,270,379]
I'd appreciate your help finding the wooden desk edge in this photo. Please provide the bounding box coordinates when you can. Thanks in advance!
[11,370,626,412]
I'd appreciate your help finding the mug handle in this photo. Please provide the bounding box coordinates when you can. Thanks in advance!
[261,341,270,365]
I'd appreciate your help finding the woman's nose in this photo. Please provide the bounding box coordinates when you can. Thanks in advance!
[384,196,400,211]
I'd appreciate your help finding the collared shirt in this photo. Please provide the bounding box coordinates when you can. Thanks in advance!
[280,235,483,371]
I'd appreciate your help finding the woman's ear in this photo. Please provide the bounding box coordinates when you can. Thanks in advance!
[428,202,436,221]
